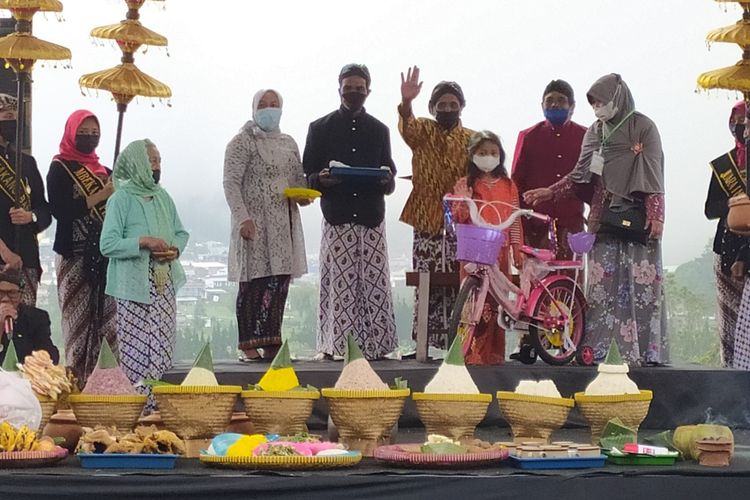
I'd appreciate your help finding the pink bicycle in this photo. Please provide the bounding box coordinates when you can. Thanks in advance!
[444,196,595,366]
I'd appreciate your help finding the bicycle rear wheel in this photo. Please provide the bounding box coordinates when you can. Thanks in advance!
[528,279,585,365]
[447,275,482,352]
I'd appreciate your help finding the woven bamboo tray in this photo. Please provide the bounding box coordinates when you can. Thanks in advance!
[241,390,319,435]
[68,394,147,430]
[412,393,492,441]
[36,395,58,432]
[374,444,508,469]
[321,388,410,457]
[153,385,242,440]
[0,447,68,468]
[574,390,653,444]
[496,392,575,443]
[200,451,361,470]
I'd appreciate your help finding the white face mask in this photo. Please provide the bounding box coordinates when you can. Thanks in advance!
[593,84,620,122]
[593,101,618,122]
[473,154,500,173]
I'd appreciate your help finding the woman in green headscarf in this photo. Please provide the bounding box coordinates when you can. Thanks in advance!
[100,139,189,411]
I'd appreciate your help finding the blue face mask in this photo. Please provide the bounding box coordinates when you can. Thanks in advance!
[255,107,282,132]
[543,108,569,126]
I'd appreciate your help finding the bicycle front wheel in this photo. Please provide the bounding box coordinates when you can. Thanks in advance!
[528,278,585,366]
[447,275,482,352]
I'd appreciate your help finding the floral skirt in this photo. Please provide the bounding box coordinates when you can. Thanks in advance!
[585,235,668,365]
[237,275,290,350]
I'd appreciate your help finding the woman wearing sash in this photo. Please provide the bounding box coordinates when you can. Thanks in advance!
[47,110,117,387]
[705,101,747,368]
[101,139,188,410]
[0,93,51,305]
[223,89,307,362]
[524,74,667,365]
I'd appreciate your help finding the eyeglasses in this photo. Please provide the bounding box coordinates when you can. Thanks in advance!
[0,289,21,300]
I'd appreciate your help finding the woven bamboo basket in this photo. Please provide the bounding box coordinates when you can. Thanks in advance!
[321,388,410,457]
[153,385,242,440]
[412,393,492,441]
[200,451,361,470]
[496,392,574,443]
[67,394,146,430]
[35,395,57,433]
[574,390,653,444]
[241,390,320,435]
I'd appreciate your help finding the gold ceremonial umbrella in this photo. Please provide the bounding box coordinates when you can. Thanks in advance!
[698,59,750,94]
[0,0,70,252]
[698,1,750,99]
[79,63,171,109]
[79,0,169,161]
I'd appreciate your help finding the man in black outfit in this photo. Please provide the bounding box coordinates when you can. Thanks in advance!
[0,267,59,365]
[303,63,398,360]
[0,93,51,306]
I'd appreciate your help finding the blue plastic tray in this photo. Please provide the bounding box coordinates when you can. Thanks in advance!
[508,455,607,470]
[78,453,179,469]
[329,166,391,178]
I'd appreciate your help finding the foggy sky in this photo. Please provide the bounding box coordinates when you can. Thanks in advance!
[17,0,745,266]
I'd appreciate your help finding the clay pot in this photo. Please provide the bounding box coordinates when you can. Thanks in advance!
[138,411,166,430]
[43,409,82,452]
[224,412,255,434]
[727,194,750,236]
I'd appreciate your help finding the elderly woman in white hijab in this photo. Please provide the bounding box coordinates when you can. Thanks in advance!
[525,74,667,366]
[223,89,309,362]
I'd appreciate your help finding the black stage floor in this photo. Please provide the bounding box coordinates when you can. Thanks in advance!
[164,360,750,430]
[3,429,749,500]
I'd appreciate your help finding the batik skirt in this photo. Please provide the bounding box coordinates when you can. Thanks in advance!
[411,230,457,349]
[317,221,397,360]
[116,274,176,413]
[715,255,744,367]
[585,235,668,365]
[20,267,39,307]
[56,254,117,389]
[237,275,290,350]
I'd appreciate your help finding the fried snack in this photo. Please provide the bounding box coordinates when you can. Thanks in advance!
[142,430,186,455]
[18,350,73,400]
[75,425,185,455]
[75,427,118,454]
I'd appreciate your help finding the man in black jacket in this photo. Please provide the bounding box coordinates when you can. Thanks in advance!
[0,268,59,365]
[303,63,398,360]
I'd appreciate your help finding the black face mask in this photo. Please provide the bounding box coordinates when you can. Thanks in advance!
[0,120,16,144]
[152,169,161,184]
[342,92,367,112]
[75,134,99,154]
[735,123,746,143]
[436,111,460,129]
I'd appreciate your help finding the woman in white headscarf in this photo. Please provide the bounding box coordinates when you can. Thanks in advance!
[525,74,667,366]
[223,89,308,362]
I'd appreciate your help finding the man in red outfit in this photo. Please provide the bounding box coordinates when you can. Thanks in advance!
[512,80,587,260]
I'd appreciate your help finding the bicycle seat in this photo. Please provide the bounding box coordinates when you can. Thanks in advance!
[520,245,555,261]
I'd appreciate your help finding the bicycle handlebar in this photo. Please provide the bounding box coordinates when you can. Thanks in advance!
[443,195,551,231]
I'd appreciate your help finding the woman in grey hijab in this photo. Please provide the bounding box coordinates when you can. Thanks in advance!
[524,74,667,365]
[223,89,309,362]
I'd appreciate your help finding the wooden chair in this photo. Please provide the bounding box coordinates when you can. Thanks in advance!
[405,271,460,362]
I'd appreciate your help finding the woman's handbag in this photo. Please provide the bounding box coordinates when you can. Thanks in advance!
[597,203,649,245]
[727,194,750,236]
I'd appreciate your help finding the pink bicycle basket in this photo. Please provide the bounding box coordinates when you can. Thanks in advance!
[455,224,505,265]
